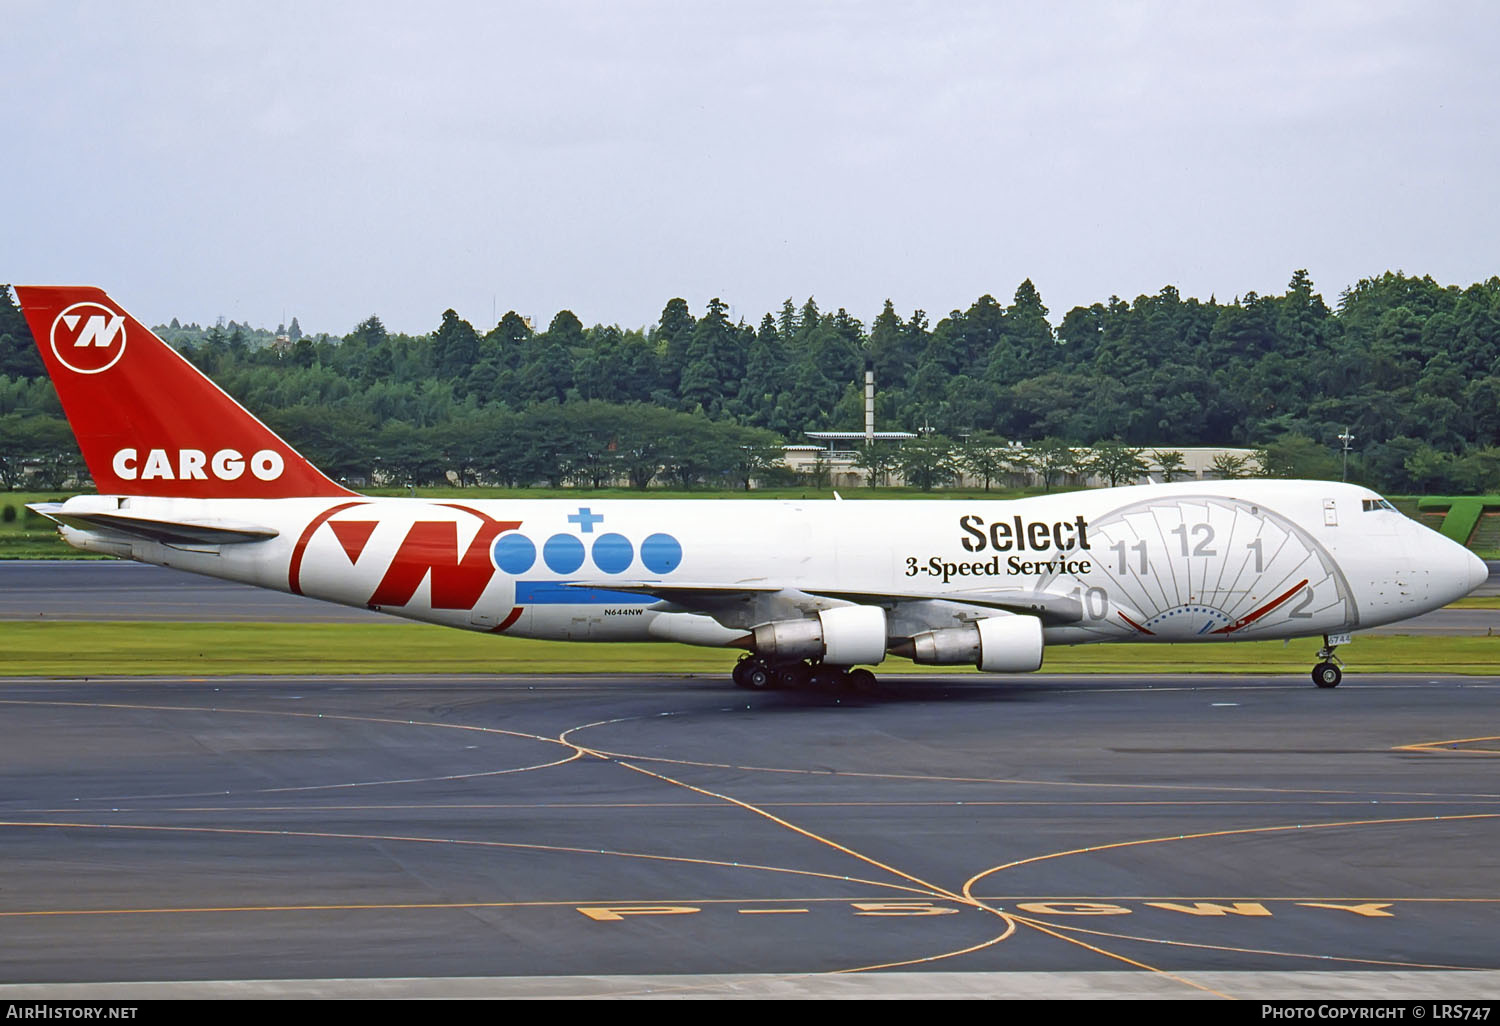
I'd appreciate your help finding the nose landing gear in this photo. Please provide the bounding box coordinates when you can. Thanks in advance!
[1312,661,1342,688]
[1311,634,1348,688]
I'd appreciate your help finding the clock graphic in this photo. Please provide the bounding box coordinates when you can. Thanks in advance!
[1033,495,1359,641]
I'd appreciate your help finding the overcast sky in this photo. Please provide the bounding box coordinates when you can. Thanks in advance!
[4,1,1497,336]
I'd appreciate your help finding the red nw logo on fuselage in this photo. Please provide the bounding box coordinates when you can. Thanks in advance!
[289,503,519,613]
[369,512,519,609]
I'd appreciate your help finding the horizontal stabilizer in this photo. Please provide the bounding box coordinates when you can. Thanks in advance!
[27,504,279,546]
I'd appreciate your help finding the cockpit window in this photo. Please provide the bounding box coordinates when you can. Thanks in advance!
[1362,498,1398,512]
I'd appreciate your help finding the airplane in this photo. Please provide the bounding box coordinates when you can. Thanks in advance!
[13,286,1490,690]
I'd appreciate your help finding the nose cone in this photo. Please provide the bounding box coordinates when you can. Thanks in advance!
[1465,549,1491,597]
[1432,538,1490,606]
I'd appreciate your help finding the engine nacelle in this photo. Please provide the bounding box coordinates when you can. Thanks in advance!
[751,605,887,666]
[910,627,980,666]
[909,615,1044,673]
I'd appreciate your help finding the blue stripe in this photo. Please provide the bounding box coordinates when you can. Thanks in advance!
[514,581,658,605]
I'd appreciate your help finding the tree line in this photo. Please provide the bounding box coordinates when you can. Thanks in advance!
[1,270,1498,493]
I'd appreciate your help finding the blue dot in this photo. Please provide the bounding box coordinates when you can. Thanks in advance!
[640,533,682,574]
[592,533,634,574]
[543,533,585,574]
[492,533,536,574]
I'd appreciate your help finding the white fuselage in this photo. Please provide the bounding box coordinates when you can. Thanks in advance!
[48,479,1487,660]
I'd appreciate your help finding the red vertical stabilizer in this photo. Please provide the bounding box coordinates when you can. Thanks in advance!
[14,286,355,498]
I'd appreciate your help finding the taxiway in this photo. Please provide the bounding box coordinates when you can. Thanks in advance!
[1,672,1498,998]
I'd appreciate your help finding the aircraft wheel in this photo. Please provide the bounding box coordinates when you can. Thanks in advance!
[809,667,847,690]
[1312,662,1342,689]
[778,663,812,690]
[846,668,877,691]
[733,658,772,690]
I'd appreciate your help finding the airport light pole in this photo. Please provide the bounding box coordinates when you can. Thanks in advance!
[1338,428,1355,482]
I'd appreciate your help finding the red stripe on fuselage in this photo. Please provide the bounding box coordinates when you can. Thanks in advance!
[1212,579,1310,634]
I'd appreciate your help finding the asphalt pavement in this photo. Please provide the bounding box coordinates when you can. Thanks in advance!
[1,672,1498,998]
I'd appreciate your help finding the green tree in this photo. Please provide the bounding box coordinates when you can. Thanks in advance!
[263,403,376,485]
[0,413,79,488]
[1209,452,1250,479]
[654,298,697,392]
[484,310,534,374]
[804,450,832,490]
[1450,447,1500,493]
[1085,442,1148,487]
[955,433,1010,491]
[896,435,957,490]
[433,309,480,382]
[680,298,743,411]
[1151,449,1187,482]
[1028,438,1077,492]
[725,429,789,490]
[1006,278,1055,368]
[349,314,388,348]
[868,299,913,391]
[853,442,900,487]
[739,314,790,429]
[1258,433,1340,480]
[0,286,43,378]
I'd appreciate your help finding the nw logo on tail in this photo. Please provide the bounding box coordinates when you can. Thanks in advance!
[51,302,127,374]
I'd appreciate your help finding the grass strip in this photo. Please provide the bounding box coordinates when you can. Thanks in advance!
[0,621,1495,678]
[1449,596,1500,608]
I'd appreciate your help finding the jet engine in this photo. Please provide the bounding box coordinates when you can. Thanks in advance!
[905,615,1044,672]
[751,605,887,666]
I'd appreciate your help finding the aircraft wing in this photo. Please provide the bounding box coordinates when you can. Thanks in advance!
[558,580,1084,627]
[807,588,1084,626]
[27,504,280,546]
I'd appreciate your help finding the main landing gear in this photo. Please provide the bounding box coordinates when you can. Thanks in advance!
[1311,634,1345,689]
[732,656,877,692]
